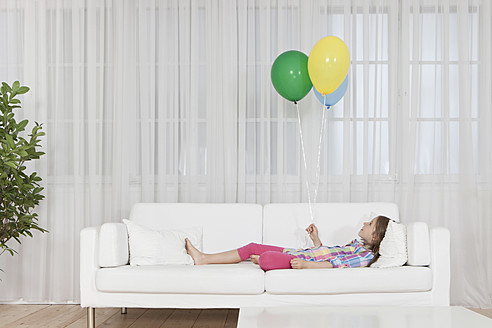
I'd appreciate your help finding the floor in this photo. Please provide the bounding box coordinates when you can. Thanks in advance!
[470,307,492,319]
[0,305,490,328]
[0,305,238,328]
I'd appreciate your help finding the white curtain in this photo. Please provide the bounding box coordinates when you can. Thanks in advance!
[397,0,492,308]
[0,0,490,308]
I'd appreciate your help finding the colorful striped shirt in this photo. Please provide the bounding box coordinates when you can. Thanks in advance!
[283,239,374,268]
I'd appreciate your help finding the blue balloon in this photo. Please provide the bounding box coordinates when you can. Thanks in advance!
[313,75,349,109]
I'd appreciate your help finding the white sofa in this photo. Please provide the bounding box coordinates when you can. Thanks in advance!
[80,202,450,327]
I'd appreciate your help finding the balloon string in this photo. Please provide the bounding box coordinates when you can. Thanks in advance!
[296,103,315,224]
[313,105,327,204]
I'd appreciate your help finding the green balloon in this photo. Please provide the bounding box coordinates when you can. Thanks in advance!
[271,50,312,103]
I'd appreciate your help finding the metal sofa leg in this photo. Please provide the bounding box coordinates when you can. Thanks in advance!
[87,307,95,328]
[121,307,127,314]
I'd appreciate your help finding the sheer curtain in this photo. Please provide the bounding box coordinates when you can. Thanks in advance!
[0,0,490,307]
[396,0,492,307]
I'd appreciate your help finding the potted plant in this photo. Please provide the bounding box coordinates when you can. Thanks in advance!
[0,81,47,275]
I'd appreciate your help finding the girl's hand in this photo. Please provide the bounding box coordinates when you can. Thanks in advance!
[290,258,310,269]
[305,223,318,237]
[305,224,322,247]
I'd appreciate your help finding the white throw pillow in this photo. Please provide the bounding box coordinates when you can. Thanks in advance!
[122,219,202,266]
[371,220,408,268]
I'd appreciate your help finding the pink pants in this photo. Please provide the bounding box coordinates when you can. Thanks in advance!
[237,243,296,271]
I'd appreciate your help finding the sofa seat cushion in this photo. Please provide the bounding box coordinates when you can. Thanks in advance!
[96,262,264,295]
[265,266,432,295]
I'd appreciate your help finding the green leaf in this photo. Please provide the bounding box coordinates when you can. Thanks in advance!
[18,120,29,131]
[16,86,30,94]
[9,99,20,104]
[12,81,20,91]
[1,82,12,93]
[14,175,23,186]
[5,134,15,148]
[6,162,17,169]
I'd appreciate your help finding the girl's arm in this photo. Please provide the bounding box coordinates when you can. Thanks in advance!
[290,251,373,269]
[329,253,373,268]
[290,258,333,269]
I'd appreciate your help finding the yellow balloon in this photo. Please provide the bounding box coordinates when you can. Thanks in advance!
[308,36,350,95]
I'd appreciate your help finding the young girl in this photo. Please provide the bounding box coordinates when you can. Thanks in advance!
[185,215,391,271]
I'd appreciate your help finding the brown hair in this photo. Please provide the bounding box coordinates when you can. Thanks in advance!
[367,215,390,267]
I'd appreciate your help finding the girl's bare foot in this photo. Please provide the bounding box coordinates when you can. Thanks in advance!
[250,255,260,265]
[185,238,205,265]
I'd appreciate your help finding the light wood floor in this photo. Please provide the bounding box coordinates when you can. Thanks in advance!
[0,305,490,328]
[0,305,238,328]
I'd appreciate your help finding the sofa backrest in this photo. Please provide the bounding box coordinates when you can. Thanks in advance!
[263,203,400,249]
[128,203,263,253]
[119,202,430,266]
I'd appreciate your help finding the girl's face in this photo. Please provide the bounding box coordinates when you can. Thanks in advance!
[358,217,378,246]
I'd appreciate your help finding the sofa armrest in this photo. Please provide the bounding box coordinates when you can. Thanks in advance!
[99,223,129,267]
[80,227,100,308]
[429,226,451,306]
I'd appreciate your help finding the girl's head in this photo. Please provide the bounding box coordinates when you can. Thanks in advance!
[358,215,391,266]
